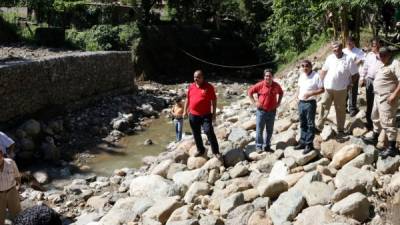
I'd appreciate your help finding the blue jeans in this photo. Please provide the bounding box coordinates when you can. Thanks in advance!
[189,113,219,154]
[174,118,183,141]
[298,100,316,145]
[256,109,276,149]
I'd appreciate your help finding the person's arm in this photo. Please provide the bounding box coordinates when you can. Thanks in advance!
[388,61,400,104]
[303,88,324,99]
[248,84,261,108]
[248,85,256,105]
[183,96,189,118]
[319,69,327,81]
[349,58,359,86]
[276,85,283,108]
[277,93,283,106]
[212,99,217,121]
[183,87,190,118]
[388,83,400,105]
[210,85,218,121]
[360,55,369,86]
[319,57,330,81]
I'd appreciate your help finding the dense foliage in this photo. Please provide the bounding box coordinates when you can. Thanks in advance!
[2,0,400,62]
[66,23,140,50]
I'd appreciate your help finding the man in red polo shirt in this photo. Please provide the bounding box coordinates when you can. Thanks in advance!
[248,69,284,152]
[184,70,219,157]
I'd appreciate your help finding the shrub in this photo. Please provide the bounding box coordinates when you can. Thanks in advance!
[66,23,141,51]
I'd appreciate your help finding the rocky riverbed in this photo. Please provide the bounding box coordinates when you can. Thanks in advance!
[9,67,400,225]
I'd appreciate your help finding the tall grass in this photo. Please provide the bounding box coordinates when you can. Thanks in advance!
[276,34,329,73]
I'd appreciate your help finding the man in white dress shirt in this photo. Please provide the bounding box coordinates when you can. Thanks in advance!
[360,38,381,130]
[342,37,365,117]
[294,60,324,154]
[317,41,358,137]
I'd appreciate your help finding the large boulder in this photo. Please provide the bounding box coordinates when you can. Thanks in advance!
[226,203,254,225]
[228,127,251,148]
[21,119,41,137]
[167,163,187,180]
[184,182,211,204]
[248,211,273,225]
[293,205,358,225]
[99,197,154,225]
[329,144,362,169]
[331,182,366,203]
[267,190,306,225]
[86,195,110,210]
[215,127,230,141]
[331,192,370,222]
[302,181,334,206]
[241,120,256,131]
[142,196,184,224]
[41,136,60,161]
[320,139,349,159]
[334,166,376,191]
[283,147,318,166]
[33,171,49,184]
[273,129,297,150]
[376,155,400,174]
[151,159,174,178]
[223,148,246,167]
[220,192,245,216]
[268,161,289,182]
[229,163,249,178]
[292,171,322,191]
[202,157,223,170]
[187,157,208,170]
[173,169,208,189]
[166,205,196,225]
[242,189,260,202]
[275,118,292,132]
[257,179,288,199]
[252,154,279,173]
[129,175,180,199]
[320,125,335,141]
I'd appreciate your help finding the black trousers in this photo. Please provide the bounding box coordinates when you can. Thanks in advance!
[189,113,219,154]
[348,74,359,113]
[365,77,375,130]
[298,100,316,145]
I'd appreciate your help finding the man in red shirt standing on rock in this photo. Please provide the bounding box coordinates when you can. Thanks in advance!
[248,69,284,152]
[184,70,220,157]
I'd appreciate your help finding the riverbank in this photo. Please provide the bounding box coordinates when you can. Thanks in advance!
[12,79,252,223]
[10,66,400,225]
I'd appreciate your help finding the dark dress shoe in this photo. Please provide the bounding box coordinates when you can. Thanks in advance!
[303,145,314,154]
[294,144,305,150]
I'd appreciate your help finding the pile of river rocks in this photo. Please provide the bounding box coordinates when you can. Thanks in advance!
[17,70,400,225]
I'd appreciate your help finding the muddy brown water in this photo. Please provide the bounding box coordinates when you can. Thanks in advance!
[87,83,247,176]
[88,117,192,176]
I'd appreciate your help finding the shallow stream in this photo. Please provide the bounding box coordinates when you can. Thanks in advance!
[87,83,246,176]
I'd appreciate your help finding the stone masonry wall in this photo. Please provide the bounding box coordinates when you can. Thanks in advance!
[0,51,135,122]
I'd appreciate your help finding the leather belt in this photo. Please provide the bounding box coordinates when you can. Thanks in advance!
[0,186,14,193]
[257,108,276,113]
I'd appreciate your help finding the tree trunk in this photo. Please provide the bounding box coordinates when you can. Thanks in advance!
[340,5,349,46]
[352,7,361,47]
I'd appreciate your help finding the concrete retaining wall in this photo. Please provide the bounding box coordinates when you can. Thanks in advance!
[0,51,135,122]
